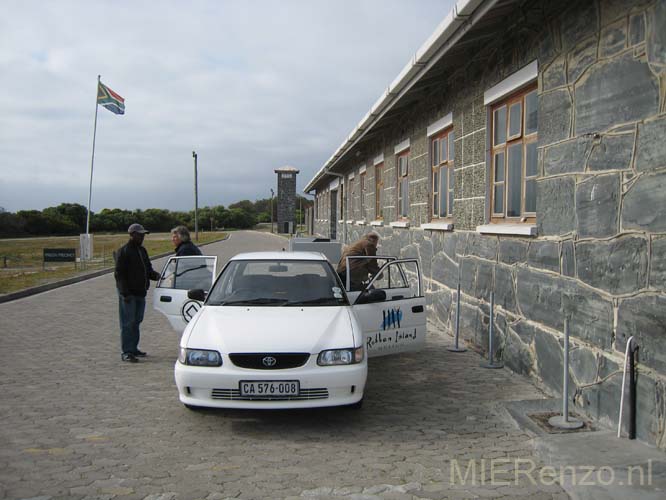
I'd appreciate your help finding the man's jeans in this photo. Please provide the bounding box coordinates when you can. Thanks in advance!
[118,294,146,354]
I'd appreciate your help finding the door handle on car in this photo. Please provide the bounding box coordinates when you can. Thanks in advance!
[160,296,172,302]
[412,305,424,313]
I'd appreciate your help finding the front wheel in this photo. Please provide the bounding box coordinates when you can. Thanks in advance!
[347,398,363,410]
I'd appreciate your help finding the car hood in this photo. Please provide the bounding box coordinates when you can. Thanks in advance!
[184,306,357,353]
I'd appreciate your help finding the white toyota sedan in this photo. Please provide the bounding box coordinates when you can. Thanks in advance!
[153,251,425,410]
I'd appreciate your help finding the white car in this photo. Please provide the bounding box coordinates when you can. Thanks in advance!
[153,251,426,410]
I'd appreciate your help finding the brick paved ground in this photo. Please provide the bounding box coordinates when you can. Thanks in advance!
[0,231,567,499]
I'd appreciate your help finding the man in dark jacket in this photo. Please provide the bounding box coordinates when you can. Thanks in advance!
[114,223,161,363]
[170,225,202,256]
[336,232,381,291]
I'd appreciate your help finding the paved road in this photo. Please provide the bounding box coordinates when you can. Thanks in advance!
[0,231,566,500]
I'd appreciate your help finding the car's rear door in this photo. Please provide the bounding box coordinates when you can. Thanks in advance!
[351,259,426,357]
[153,256,217,333]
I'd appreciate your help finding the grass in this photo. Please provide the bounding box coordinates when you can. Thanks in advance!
[0,231,226,295]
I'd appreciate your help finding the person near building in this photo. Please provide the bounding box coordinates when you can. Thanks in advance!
[336,231,381,291]
[171,225,202,256]
[114,223,161,363]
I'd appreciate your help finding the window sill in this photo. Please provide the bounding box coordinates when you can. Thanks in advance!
[370,220,384,227]
[355,220,367,225]
[421,222,453,231]
[346,220,354,224]
[476,224,537,236]
[338,219,345,224]
[390,221,410,229]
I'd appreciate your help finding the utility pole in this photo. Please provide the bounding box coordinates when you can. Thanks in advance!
[270,188,275,234]
[192,151,199,241]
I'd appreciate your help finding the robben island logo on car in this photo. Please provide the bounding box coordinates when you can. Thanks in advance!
[366,307,417,352]
[381,307,402,330]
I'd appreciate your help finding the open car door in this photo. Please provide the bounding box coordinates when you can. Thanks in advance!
[153,255,217,333]
[350,258,426,357]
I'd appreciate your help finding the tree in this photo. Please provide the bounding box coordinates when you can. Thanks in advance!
[141,208,177,232]
[0,211,26,237]
[229,200,256,215]
[256,211,271,223]
[221,208,255,229]
[42,203,88,233]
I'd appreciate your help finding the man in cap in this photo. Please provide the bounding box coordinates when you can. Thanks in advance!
[114,223,161,363]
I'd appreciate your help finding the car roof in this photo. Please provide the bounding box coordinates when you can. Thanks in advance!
[229,251,329,261]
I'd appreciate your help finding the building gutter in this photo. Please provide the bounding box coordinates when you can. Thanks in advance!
[304,0,498,193]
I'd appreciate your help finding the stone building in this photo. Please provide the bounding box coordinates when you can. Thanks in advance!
[275,165,299,234]
[304,0,666,449]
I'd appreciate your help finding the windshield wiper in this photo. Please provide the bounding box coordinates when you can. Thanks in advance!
[219,298,288,306]
[286,297,344,306]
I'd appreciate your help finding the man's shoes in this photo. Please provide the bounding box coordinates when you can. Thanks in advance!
[133,350,147,357]
[121,353,139,363]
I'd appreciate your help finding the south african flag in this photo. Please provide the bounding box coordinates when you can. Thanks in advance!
[97,81,125,115]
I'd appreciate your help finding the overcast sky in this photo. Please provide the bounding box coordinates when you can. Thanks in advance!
[0,0,454,213]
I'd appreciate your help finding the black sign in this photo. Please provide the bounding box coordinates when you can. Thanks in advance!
[43,248,76,262]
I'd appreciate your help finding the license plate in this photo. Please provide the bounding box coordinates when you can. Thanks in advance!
[239,380,300,397]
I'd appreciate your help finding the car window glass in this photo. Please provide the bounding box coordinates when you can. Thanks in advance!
[169,257,216,291]
[370,261,420,298]
[343,256,392,292]
[158,259,177,288]
[371,263,408,289]
[208,260,348,306]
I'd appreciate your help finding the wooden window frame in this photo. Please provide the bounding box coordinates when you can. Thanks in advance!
[490,84,537,223]
[348,177,354,219]
[375,163,384,220]
[430,128,455,220]
[360,171,366,219]
[396,150,410,220]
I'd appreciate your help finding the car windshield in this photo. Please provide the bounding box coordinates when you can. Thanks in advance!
[206,259,349,307]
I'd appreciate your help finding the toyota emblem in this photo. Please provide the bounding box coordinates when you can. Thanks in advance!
[262,356,277,367]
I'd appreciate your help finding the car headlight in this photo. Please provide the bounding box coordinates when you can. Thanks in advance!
[179,348,222,366]
[317,346,364,366]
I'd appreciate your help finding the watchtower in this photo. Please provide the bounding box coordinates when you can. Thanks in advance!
[274,166,299,234]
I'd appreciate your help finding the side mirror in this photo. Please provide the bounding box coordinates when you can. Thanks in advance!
[187,289,206,301]
[354,288,386,305]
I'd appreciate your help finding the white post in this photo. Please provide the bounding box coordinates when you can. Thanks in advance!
[548,316,583,429]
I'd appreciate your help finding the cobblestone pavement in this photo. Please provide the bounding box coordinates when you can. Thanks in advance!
[0,231,567,500]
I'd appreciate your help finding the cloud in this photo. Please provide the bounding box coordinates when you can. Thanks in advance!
[0,0,454,212]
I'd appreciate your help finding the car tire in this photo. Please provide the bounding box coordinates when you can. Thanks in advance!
[347,398,364,410]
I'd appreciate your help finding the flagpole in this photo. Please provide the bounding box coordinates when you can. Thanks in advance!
[85,75,100,240]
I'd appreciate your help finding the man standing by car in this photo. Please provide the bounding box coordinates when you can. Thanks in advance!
[337,231,381,291]
[170,225,202,256]
[114,223,161,363]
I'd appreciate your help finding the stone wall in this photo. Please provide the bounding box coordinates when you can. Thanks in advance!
[312,0,666,448]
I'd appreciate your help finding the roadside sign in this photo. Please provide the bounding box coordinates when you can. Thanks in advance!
[43,248,76,262]
[43,248,77,270]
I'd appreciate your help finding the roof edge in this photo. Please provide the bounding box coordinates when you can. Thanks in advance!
[304,0,497,193]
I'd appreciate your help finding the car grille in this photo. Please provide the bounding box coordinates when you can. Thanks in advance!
[228,353,310,369]
[211,388,329,401]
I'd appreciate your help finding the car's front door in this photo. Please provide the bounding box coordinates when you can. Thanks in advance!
[153,256,217,333]
[351,259,426,357]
